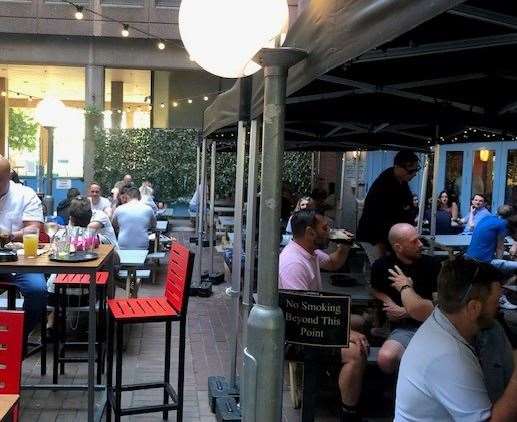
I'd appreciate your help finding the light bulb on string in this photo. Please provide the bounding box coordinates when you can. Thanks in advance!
[157,41,165,50]
[187,99,193,104]
[160,102,165,108]
[121,24,129,37]
[75,6,84,20]
[203,96,209,101]
[172,101,178,107]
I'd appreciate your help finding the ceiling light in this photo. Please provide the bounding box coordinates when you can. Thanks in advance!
[121,24,129,37]
[157,41,166,50]
[75,6,84,20]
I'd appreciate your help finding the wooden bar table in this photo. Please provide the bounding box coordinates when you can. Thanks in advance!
[0,244,115,422]
[0,394,19,421]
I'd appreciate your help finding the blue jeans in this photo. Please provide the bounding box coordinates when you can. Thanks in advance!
[491,259,517,274]
[1,273,47,334]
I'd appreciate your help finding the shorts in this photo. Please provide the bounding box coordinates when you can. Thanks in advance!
[388,326,419,349]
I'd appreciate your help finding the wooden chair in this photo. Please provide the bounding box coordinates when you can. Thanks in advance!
[0,310,24,422]
[106,242,194,422]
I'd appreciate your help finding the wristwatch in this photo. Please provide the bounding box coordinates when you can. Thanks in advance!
[400,285,413,293]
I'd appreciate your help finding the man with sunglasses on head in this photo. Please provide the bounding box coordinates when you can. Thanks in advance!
[357,150,420,259]
[395,257,517,422]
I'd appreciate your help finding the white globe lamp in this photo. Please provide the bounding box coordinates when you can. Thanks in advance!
[35,96,66,128]
[179,0,289,78]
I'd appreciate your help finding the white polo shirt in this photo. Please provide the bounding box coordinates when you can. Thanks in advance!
[89,196,112,214]
[395,307,492,422]
[0,181,43,231]
[91,209,118,248]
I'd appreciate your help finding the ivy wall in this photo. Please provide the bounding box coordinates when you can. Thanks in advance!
[93,129,311,202]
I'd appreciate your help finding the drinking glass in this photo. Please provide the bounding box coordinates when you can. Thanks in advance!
[44,216,59,241]
[23,226,39,258]
[55,230,71,258]
[0,221,12,249]
[84,227,98,252]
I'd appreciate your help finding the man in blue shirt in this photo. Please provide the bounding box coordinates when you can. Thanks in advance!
[466,205,517,273]
[461,194,492,233]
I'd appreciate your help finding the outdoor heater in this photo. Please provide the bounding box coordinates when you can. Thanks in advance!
[35,96,65,214]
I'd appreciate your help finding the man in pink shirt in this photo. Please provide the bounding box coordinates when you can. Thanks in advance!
[279,209,369,422]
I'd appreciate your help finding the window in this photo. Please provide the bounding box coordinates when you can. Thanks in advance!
[444,151,463,206]
[505,150,517,206]
[471,149,495,207]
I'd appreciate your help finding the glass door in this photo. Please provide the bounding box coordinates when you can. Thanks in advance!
[471,149,496,209]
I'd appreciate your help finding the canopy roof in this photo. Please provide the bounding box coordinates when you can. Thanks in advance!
[204,0,517,151]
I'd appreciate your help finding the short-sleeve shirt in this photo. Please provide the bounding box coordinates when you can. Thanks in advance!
[466,215,507,262]
[113,201,155,250]
[279,240,331,291]
[0,181,43,231]
[357,167,414,244]
[371,254,440,328]
[90,196,112,214]
[463,207,491,234]
[91,210,118,247]
[395,308,492,422]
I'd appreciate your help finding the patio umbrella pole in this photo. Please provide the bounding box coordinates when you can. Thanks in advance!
[417,154,430,234]
[194,137,207,289]
[242,47,307,422]
[430,144,441,253]
[208,140,216,274]
[242,119,260,354]
[227,120,247,391]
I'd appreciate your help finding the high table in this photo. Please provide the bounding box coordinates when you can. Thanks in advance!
[320,272,372,305]
[0,394,19,421]
[116,249,149,298]
[0,244,115,422]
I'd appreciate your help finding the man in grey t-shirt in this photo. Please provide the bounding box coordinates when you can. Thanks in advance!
[112,187,155,250]
[395,257,517,422]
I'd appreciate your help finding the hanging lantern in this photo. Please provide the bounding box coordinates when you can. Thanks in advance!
[479,149,490,162]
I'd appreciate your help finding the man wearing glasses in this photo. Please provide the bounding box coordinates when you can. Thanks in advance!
[357,151,420,259]
[395,257,517,422]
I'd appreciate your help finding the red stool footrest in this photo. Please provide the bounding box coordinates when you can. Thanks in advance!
[55,272,109,286]
[108,297,178,321]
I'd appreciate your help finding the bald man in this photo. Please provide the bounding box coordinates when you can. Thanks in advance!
[370,223,439,374]
[0,156,47,340]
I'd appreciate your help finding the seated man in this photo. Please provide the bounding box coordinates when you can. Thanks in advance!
[88,182,113,218]
[112,187,156,250]
[466,204,517,274]
[0,156,47,339]
[395,257,517,421]
[461,193,491,234]
[279,209,368,422]
[371,223,439,374]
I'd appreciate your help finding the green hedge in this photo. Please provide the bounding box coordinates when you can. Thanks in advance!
[93,129,311,202]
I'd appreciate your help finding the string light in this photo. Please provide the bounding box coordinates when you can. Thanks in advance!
[75,5,84,20]
[172,101,178,107]
[187,99,193,104]
[203,96,209,101]
[63,0,179,51]
[160,102,165,108]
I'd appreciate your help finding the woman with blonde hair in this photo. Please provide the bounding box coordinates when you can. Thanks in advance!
[285,196,315,233]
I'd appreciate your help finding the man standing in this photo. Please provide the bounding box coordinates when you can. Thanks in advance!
[461,193,491,234]
[88,182,113,218]
[371,223,439,374]
[279,209,368,422]
[395,257,517,421]
[112,174,133,204]
[357,151,420,259]
[112,187,156,249]
[0,156,47,338]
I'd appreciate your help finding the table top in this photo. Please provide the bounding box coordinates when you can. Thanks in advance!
[0,244,114,273]
[117,249,149,266]
[155,220,168,231]
[0,394,19,419]
[218,216,235,227]
[320,272,372,303]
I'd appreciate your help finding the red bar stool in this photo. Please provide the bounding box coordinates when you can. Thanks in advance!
[0,283,47,375]
[106,242,194,422]
[52,272,110,385]
[0,310,24,422]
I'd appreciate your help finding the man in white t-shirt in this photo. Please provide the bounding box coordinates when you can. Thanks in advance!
[112,187,156,249]
[0,156,47,338]
[88,182,113,218]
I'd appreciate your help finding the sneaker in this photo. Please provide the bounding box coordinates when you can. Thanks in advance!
[499,295,517,310]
